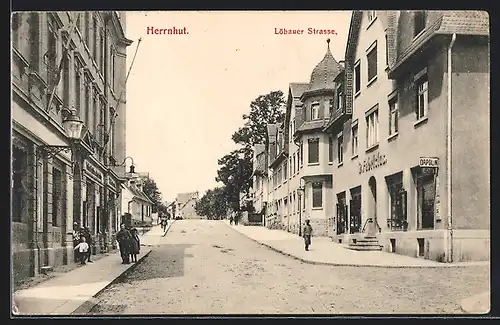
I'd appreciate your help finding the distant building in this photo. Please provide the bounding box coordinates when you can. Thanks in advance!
[120,178,153,227]
[175,192,200,219]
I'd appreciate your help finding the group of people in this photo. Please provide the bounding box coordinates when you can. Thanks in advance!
[115,224,141,264]
[72,222,141,265]
[72,223,94,265]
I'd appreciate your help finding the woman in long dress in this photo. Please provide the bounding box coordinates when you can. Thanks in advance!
[129,228,140,263]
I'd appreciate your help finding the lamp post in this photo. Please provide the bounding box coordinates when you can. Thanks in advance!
[297,178,305,237]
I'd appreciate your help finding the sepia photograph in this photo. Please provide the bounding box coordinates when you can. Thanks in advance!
[11,10,490,316]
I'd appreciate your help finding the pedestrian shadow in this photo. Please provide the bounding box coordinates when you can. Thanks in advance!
[116,244,194,282]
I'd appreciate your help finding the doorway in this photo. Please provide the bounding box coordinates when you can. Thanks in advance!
[349,186,362,233]
[366,176,378,236]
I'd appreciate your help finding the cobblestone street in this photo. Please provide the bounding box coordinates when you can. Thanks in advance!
[89,220,489,315]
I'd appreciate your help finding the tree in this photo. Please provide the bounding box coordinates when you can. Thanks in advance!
[142,178,163,213]
[231,90,286,148]
[194,187,229,220]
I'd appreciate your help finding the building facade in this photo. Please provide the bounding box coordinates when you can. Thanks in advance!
[265,41,343,236]
[175,192,200,219]
[324,10,489,262]
[12,11,132,282]
[120,179,153,227]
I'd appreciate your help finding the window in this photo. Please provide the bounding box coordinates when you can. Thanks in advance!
[283,160,288,180]
[337,134,344,164]
[354,61,361,95]
[367,10,377,23]
[84,12,90,45]
[385,34,389,66]
[366,109,379,148]
[29,14,40,72]
[12,146,28,223]
[414,11,426,37]
[308,138,319,164]
[93,17,98,59]
[75,68,81,115]
[416,76,428,120]
[387,172,407,231]
[52,168,63,227]
[110,48,116,91]
[311,103,320,120]
[277,167,282,184]
[299,141,304,166]
[367,43,378,83]
[47,18,58,84]
[99,30,105,72]
[85,82,91,130]
[328,136,333,163]
[337,84,343,110]
[292,153,296,174]
[312,182,323,208]
[329,99,334,115]
[389,99,399,136]
[352,124,359,156]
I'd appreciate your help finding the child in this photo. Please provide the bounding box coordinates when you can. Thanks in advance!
[129,228,140,263]
[74,237,90,265]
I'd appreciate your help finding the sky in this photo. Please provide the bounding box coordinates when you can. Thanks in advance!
[124,11,352,203]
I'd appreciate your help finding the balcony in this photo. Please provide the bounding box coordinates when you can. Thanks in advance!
[323,107,352,133]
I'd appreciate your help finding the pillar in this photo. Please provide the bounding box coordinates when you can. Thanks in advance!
[42,156,54,266]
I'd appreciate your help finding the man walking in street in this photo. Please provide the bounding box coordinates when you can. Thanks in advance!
[116,224,132,264]
[303,219,313,251]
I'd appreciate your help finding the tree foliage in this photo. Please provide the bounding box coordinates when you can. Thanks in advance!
[194,187,229,220]
[199,90,287,214]
[141,178,163,213]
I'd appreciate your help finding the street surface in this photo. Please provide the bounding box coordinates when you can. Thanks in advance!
[89,220,489,315]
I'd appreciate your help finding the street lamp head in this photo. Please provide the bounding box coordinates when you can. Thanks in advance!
[129,164,136,174]
[62,109,84,140]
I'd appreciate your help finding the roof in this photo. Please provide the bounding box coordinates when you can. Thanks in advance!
[436,11,489,35]
[122,183,153,204]
[289,83,309,98]
[305,39,342,93]
[176,192,199,206]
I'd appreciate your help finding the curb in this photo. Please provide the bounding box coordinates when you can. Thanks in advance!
[226,224,488,269]
[71,249,153,315]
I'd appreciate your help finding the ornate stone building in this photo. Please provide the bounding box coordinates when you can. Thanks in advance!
[12,11,132,281]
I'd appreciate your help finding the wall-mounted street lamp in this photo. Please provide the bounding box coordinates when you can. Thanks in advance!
[108,156,137,176]
[38,108,84,161]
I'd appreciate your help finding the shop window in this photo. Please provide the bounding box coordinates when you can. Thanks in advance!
[12,146,29,223]
[386,172,407,231]
[416,167,436,230]
[312,182,323,208]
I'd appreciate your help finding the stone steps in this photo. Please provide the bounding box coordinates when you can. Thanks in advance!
[347,235,383,251]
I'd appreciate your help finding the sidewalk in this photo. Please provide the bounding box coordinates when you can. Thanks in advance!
[460,291,490,314]
[13,222,174,316]
[227,223,489,268]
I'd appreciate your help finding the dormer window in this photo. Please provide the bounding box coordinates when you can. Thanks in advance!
[311,103,320,120]
[414,11,426,37]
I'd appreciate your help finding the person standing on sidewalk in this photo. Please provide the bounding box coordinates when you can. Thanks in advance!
[303,219,313,251]
[72,222,81,263]
[116,224,132,264]
[82,227,94,263]
[129,228,141,263]
[74,237,90,265]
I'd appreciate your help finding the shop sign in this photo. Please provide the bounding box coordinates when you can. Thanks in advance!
[358,152,387,174]
[419,157,439,168]
[85,161,103,182]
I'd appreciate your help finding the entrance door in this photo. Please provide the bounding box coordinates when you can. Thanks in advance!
[349,186,362,233]
[336,192,347,235]
[366,176,378,236]
[417,171,435,229]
